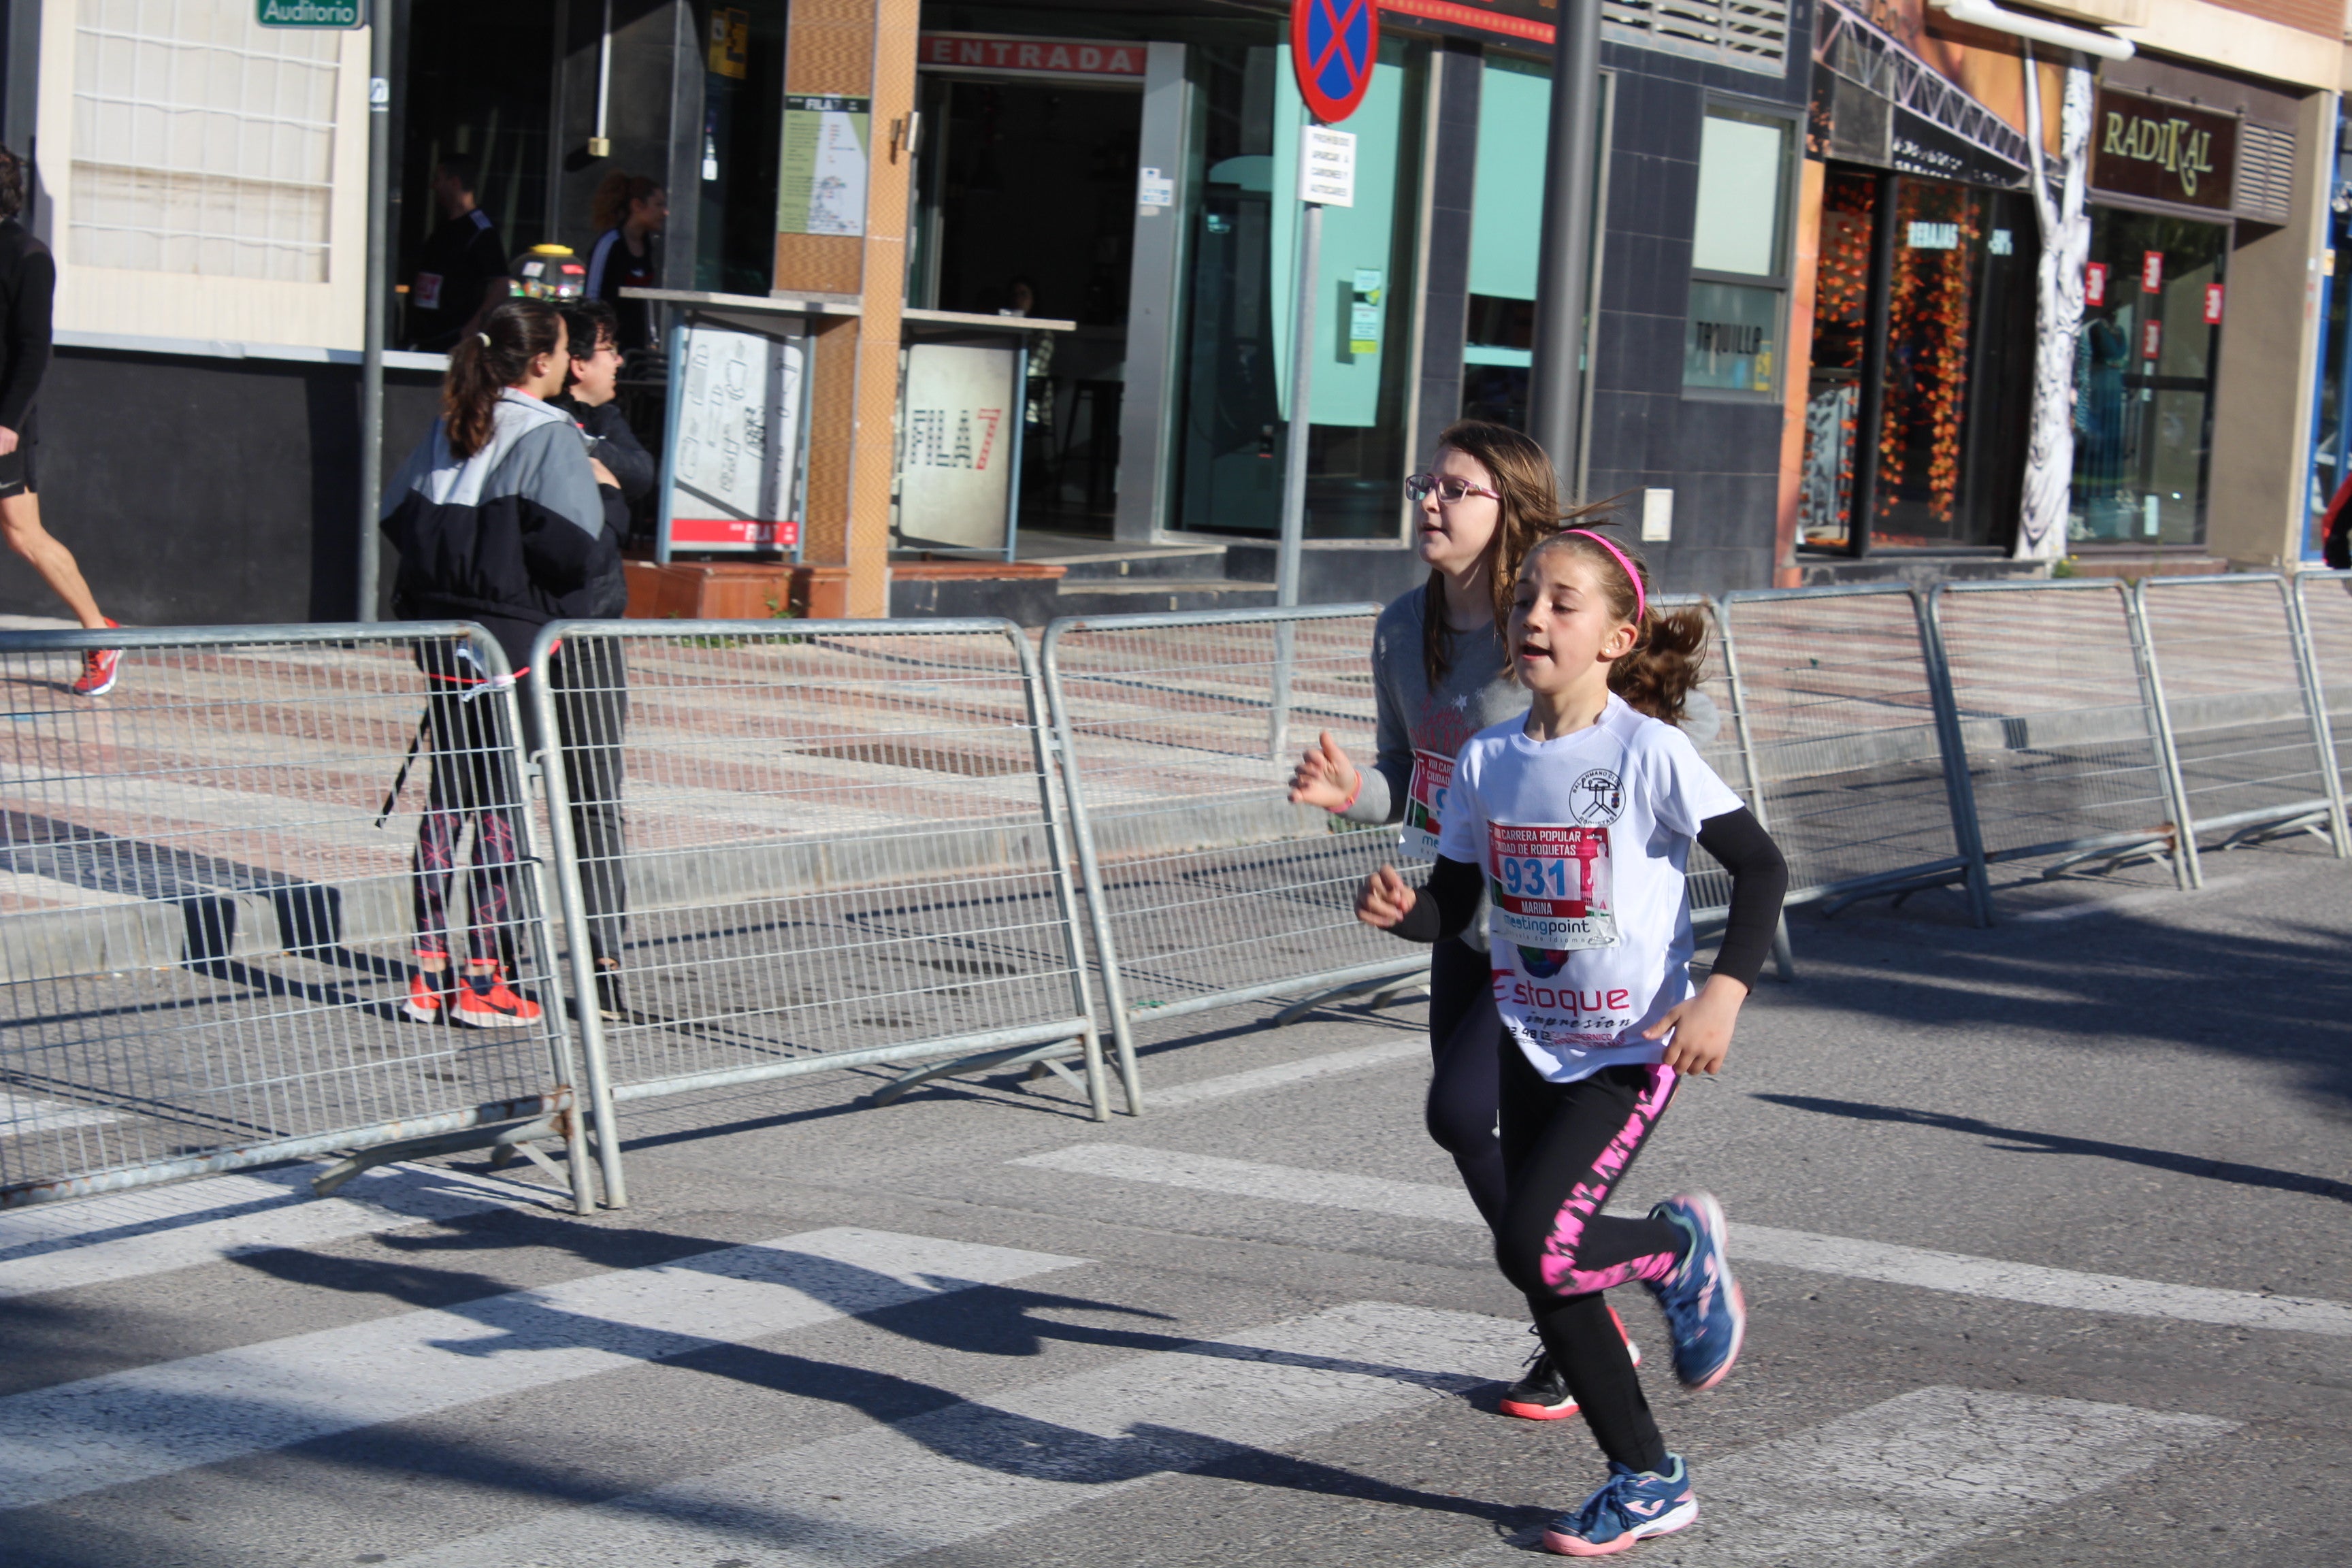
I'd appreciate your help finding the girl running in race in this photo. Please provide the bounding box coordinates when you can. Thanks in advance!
[1356,527,1787,1556]
[1290,421,1639,1421]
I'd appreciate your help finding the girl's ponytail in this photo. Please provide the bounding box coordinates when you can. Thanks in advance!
[441,297,561,459]
[1520,527,1709,725]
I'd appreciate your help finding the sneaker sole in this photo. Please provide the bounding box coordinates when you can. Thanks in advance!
[73,668,120,698]
[402,1000,442,1024]
[1544,1499,1699,1556]
[452,1007,538,1028]
[1499,1394,1582,1420]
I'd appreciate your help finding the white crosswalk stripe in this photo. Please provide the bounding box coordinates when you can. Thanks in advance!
[0,1228,1082,1509]
[0,1162,543,1300]
[0,1090,120,1136]
[1013,1143,2352,1336]
[385,1300,1509,1568]
[1426,1386,2234,1566]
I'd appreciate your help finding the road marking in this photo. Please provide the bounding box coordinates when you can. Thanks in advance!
[0,1162,540,1300]
[1424,1386,2233,1566]
[0,1090,120,1136]
[2010,875,2247,923]
[0,1228,1083,1509]
[1015,1143,2352,1337]
[1145,1036,1425,1109]
[385,1300,1507,1568]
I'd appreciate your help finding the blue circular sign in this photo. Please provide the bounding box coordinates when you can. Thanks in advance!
[1291,0,1377,124]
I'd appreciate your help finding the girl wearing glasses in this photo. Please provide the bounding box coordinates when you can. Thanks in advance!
[1289,420,1625,1420]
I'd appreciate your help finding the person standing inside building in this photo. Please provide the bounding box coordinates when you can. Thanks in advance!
[407,154,508,352]
[0,145,120,697]
[584,174,667,352]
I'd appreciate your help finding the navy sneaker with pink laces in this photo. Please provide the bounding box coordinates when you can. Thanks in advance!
[1644,1192,1746,1390]
[1542,1454,1697,1556]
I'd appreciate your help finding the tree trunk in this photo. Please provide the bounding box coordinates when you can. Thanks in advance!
[2019,54,2093,561]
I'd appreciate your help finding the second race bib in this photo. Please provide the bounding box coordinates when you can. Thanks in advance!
[1400,749,1453,862]
[1487,823,1618,950]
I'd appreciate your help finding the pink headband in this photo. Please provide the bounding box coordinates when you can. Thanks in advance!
[1561,528,1646,623]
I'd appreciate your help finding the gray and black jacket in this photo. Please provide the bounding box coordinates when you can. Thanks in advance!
[380,390,627,672]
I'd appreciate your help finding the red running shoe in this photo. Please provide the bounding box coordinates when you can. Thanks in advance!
[453,968,542,1028]
[402,970,453,1024]
[71,618,122,697]
[1500,1307,1643,1420]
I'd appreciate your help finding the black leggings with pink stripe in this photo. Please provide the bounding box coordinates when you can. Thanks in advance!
[1496,1045,1686,1473]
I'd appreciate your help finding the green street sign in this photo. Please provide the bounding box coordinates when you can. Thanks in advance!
[257,0,366,26]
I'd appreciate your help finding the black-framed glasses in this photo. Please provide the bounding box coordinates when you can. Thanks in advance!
[1405,473,1502,504]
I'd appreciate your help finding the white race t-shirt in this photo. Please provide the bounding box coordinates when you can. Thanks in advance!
[1435,694,1744,1084]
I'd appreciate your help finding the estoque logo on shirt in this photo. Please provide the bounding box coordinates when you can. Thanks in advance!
[1571,768,1624,824]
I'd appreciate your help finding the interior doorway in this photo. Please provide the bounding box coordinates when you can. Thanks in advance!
[909,73,1141,536]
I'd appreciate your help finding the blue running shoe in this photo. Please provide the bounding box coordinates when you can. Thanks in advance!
[1542,1455,1697,1556]
[1645,1192,1746,1390]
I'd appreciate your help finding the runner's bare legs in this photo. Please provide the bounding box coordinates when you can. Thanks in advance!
[0,491,105,628]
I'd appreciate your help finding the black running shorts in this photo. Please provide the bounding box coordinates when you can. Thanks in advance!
[0,412,37,500]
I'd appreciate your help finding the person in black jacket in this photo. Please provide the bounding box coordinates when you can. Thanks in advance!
[380,297,625,1028]
[406,154,509,352]
[0,144,120,696]
[537,295,646,1019]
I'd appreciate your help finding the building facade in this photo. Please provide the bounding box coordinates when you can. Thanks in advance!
[0,0,2343,625]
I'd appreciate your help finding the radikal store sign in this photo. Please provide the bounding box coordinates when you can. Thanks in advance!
[2091,87,2235,212]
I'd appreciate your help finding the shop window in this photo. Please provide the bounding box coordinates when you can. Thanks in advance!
[70,0,340,282]
[1684,105,1793,397]
[2069,208,2227,549]
[1799,169,1874,549]
[1172,37,1424,540]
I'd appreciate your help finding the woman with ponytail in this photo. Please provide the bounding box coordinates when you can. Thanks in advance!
[380,297,627,1029]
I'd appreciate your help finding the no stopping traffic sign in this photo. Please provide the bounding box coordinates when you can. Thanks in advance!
[1292,0,1377,123]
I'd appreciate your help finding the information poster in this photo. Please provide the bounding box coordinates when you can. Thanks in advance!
[895,341,1022,553]
[661,323,806,553]
[778,95,870,237]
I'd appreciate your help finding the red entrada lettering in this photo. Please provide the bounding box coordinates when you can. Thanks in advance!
[922,35,1143,75]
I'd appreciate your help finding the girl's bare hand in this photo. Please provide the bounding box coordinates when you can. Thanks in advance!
[1644,974,1748,1075]
[1289,730,1360,813]
[1356,864,1416,928]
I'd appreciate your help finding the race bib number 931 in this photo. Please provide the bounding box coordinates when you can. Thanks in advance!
[1488,823,1617,950]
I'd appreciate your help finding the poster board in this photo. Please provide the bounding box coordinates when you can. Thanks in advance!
[657,317,809,557]
[779,95,871,237]
[894,339,1026,557]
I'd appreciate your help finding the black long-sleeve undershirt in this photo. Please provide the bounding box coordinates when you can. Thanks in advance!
[0,218,54,433]
[1384,806,1788,992]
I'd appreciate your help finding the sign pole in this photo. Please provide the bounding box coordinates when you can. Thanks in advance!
[357,10,390,621]
[1528,0,1603,497]
[1276,191,1320,614]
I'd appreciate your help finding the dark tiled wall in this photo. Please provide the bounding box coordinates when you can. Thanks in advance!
[1585,20,1810,598]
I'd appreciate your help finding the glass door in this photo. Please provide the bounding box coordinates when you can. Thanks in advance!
[2068,208,2228,549]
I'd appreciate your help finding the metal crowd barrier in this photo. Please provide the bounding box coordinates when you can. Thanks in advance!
[0,624,591,1213]
[2292,569,2352,819]
[2135,574,2349,879]
[1927,579,2187,884]
[1041,604,1418,1112]
[1718,584,1991,924]
[1663,594,1794,981]
[527,619,1102,1207]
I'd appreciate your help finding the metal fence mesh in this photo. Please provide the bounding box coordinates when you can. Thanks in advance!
[2295,570,2352,799]
[1044,608,1414,1044]
[0,627,571,1207]
[530,621,1094,1124]
[1661,596,1747,921]
[2138,576,2338,844]
[1932,581,2176,866]
[1720,587,1968,906]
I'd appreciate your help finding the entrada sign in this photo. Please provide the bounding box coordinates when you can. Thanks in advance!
[2091,88,2235,212]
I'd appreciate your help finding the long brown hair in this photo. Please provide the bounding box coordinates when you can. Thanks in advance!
[1518,527,1710,725]
[591,172,662,234]
[442,297,564,460]
[1418,420,1593,691]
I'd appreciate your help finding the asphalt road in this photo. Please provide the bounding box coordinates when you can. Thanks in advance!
[2,838,2347,1566]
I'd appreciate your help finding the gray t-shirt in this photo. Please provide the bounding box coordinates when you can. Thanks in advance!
[1343,583,1529,949]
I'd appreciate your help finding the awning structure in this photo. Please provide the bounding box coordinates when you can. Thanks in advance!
[1812,0,2033,187]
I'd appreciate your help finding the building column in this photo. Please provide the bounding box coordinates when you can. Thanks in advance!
[779,0,917,617]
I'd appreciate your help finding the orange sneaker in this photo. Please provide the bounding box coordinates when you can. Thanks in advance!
[453,968,542,1028]
[402,970,451,1024]
[71,618,122,698]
